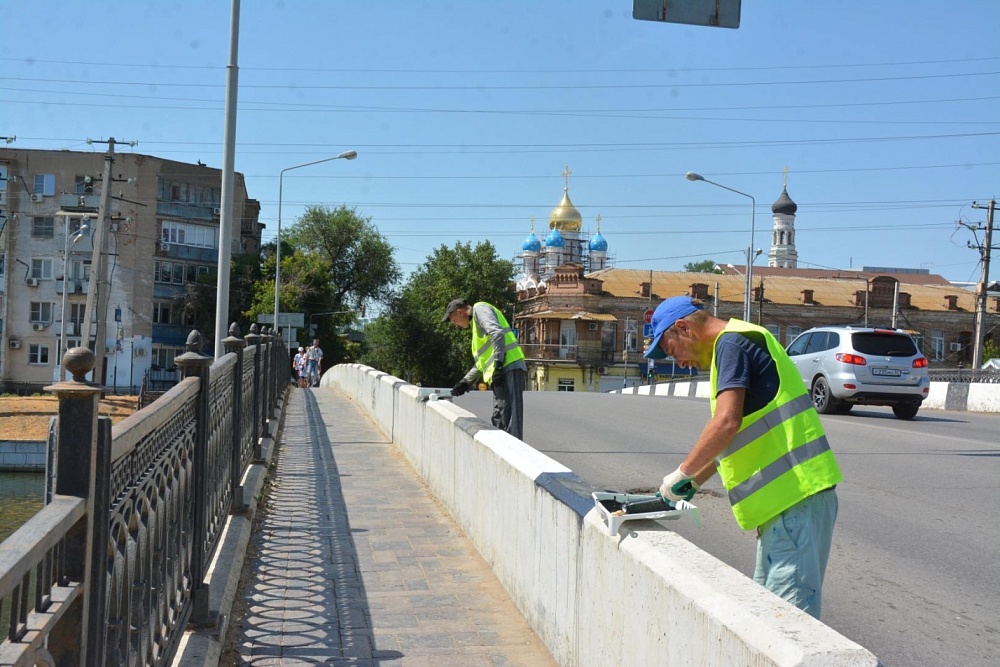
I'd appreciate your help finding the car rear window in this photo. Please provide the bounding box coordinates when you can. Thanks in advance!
[851,333,917,356]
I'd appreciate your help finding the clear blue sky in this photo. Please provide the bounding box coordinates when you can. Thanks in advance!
[4,1,998,286]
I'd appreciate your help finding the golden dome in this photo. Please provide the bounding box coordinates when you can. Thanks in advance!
[549,191,583,232]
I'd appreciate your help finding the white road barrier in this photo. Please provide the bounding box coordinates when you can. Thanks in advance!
[327,365,880,667]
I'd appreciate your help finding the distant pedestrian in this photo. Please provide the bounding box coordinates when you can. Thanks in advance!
[293,347,308,388]
[443,299,527,439]
[306,338,323,387]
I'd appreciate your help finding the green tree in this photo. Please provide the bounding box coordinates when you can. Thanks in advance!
[983,337,1000,363]
[246,206,400,364]
[684,259,722,273]
[361,241,515,386]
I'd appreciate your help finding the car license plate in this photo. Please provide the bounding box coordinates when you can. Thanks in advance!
[871,367,901,377]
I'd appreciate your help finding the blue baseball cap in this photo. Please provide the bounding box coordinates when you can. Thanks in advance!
[644,296,704,360]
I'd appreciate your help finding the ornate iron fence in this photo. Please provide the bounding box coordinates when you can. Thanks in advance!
[0,324,289,667]
[927,368,1000,383]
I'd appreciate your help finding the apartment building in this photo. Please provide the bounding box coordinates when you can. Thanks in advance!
[0,148,261,393]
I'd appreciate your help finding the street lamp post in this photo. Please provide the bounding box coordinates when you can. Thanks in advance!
[58,217,90,379]
[274,150,358,350]
[686,172,756,321]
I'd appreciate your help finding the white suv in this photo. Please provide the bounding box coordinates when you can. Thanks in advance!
[785,326,930,419]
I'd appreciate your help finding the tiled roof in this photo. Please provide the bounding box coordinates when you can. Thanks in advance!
[587,268,978,313]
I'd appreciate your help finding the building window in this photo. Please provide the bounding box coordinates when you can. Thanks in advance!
[786,325,802,345]
[33,174,56,197]
[557,378,575,392]
[30,302,53,323]
[624,318,639,352]
[152,345,182,370]
[0,255,5,279]
[32,217,55,238]
[153,303,172,324]
[162,220,217,249]
[931,330,944,361]
[155,261,184,284]
[29,344,50,365]
[31,259,54,280]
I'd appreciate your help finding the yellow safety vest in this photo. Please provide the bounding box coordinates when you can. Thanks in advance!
[471,302,525,384]
[710,320,842,530]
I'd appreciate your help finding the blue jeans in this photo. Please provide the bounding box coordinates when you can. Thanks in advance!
[753,487,838,619]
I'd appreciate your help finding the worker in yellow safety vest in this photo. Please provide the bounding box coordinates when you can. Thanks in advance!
[645,295,842,619]
[443,299,527,439]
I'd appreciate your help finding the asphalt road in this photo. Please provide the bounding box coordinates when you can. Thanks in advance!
[455,390,1000,667]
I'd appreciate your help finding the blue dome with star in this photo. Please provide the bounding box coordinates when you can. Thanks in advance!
[545,228,565,248]
[589,231,608,252]
[522,232,542,252]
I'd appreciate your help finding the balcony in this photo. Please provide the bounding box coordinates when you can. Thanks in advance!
[156,201,217,221]
[58,194,101,211]
[55,278,88,295]
[522,343,577,361]
[522,342,624,363]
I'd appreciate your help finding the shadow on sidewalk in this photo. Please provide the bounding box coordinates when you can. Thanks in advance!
[236,389,405,664]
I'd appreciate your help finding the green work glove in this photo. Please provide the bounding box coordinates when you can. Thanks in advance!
[660,467,699,502]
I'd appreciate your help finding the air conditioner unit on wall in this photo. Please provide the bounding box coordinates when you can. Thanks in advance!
[25,277,39,287]
[949,342,963,352]
[213,207,221,216]
[32,322,45,331]
[31,193,44,202]
[159,241,169,251]
[9,339,21,349]
[588,322,599,331]
[597,366,608,374]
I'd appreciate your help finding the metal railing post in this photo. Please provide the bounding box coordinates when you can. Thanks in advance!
[223,323,247,512]
[245,324,262,461]
[174,331,214,627]
[43,346,107,665]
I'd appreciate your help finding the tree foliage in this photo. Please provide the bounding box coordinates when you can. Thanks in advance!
[684,259,722,273]
[360,241,516,386]
[245,206,400,364]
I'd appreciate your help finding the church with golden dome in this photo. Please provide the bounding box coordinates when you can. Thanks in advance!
[515,166,611,294]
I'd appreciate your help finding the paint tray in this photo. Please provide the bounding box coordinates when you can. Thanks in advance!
[592,491,702,536]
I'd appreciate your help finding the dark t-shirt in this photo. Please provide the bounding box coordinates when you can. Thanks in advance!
[714,331,780,416]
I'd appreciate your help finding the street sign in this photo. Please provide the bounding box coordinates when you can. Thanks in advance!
[643,323,653,338]
[257,312,305,327]
[633,0,741,29]
[644,309,654,324]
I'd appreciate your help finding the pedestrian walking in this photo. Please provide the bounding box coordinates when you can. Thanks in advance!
[306,338,323,387]
[293,346,308,388]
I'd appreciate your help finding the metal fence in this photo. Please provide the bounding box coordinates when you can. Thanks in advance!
[927,368,1000,384]
[0,323,288,667]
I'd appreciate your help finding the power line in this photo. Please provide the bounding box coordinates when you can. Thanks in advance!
[3,55,997,73]
[3,70,998,91]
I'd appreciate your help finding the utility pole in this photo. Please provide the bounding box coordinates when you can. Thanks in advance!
[83,137,136,386]
[971,199,996,369]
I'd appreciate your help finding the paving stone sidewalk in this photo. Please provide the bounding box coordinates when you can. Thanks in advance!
[235,387,556,667]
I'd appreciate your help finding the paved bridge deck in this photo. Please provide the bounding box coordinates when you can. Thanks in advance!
[233,387,555,666]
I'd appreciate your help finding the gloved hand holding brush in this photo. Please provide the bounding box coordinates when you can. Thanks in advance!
[660,467,699,502]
